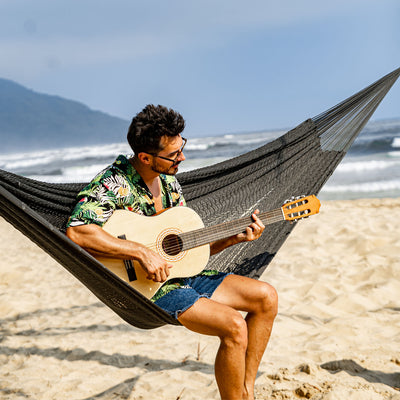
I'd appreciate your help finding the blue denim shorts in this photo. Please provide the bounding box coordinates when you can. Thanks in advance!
[154,272,230,319]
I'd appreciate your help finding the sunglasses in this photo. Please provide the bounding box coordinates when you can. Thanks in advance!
[148,137,187,164]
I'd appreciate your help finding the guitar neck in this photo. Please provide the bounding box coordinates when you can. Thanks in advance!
[180,208,284,251]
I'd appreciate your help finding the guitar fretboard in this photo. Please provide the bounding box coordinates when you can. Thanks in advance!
[179,208,284,251]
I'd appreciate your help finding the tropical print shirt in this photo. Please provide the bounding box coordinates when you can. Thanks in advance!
[67,154,218,302]
[66,154,186,228]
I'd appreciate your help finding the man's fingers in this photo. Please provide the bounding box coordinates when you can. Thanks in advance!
[148,263,173,282]
[251,211,265,231]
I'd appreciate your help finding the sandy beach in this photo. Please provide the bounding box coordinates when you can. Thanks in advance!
[1,198,399,400]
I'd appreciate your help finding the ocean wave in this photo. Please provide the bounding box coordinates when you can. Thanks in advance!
[1,154,58,170]
[336,159,400,173]
[322,179,400,193]
[26,175,86,184]
[0,143,130,171]
[186,143,209,151]
[27,163,113,183]
[186,131,283,152]
[25,157,226,184]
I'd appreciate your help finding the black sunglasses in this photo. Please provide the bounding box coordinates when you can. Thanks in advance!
[148,137,187,164]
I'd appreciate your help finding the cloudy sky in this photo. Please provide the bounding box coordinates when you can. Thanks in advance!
[1,0,399,137]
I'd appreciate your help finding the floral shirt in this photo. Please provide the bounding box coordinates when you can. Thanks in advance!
[67,154,186,228]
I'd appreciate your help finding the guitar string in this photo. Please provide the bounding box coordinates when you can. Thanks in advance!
[173,203,310,252]
[181,212,285,249]
[135,211,286,253]
[125,209,286,255]
[150,211,284,251]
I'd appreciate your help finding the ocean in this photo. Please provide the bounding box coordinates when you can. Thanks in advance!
[1,119,400,201]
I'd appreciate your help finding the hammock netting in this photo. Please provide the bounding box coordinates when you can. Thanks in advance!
[1,68,399,329]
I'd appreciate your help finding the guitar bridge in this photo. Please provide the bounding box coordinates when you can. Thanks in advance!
[118,234,137,282]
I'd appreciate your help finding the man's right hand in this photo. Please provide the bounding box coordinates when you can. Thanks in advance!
[137,246,173,283]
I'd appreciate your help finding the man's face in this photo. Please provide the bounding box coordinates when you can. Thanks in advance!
[150,135,186,175]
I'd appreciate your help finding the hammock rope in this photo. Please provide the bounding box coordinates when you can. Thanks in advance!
[1,68,399,329]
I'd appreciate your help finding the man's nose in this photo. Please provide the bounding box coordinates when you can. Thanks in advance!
[178,151,186,162]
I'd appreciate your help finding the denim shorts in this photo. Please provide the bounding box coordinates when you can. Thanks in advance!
[154,272,230,319]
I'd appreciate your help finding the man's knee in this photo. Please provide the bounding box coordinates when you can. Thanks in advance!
[256,282,278,317]
[221,312,248,350]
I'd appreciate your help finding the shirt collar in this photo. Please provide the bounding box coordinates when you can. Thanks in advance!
[115,154,170,203]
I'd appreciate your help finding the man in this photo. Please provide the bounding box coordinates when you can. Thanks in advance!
[66,105,278,400]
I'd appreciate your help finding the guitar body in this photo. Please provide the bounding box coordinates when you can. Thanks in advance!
[96,207,210,299]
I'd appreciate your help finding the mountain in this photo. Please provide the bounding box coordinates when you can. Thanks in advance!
[0,78,129,153]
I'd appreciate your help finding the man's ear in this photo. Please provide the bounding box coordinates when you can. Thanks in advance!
[137,152,152,165]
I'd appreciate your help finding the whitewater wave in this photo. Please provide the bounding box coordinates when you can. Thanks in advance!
[0,143,131,171]
[26,157,228,184]
[322,179,400,193]
[336,159,400,173]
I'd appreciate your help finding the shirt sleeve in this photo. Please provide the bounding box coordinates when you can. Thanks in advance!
[66,180,118,228]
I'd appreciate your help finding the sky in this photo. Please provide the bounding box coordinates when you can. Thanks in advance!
[0,0,399,138]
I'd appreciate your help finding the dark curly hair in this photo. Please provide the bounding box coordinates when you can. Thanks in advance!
[127,104,185,154]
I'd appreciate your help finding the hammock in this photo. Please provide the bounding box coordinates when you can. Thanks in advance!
[1,68,399,329]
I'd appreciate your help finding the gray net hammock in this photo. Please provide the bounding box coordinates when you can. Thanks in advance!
[1,68,399,329]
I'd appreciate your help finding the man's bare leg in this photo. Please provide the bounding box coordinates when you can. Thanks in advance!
[178,275,278,400]
[211,275,278,400]
[178,298,248,399]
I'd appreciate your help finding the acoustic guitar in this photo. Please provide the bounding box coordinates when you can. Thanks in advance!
[96,195,321,299]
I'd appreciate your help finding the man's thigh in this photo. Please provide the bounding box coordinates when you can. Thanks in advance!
[177,296,244,337]
[210,274,276,313]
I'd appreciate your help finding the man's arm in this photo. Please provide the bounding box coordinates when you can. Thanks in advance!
[210,210,265,256]
[66,225,172,283]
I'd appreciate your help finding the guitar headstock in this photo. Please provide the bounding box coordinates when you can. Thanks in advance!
[282,195,321,222]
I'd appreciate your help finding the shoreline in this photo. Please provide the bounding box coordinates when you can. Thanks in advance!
[1,197,399,399]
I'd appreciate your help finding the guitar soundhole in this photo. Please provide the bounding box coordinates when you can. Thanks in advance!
[162,234,183,256]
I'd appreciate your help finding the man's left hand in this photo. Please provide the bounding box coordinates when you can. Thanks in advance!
[236,209,265,242]
[209,209,265,256]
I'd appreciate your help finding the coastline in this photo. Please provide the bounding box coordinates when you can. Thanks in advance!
[0,197,399,399]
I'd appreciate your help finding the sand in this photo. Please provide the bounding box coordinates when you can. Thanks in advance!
[0,198,399,399]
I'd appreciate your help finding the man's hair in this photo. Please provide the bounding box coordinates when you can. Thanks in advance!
[127,104,185,154]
